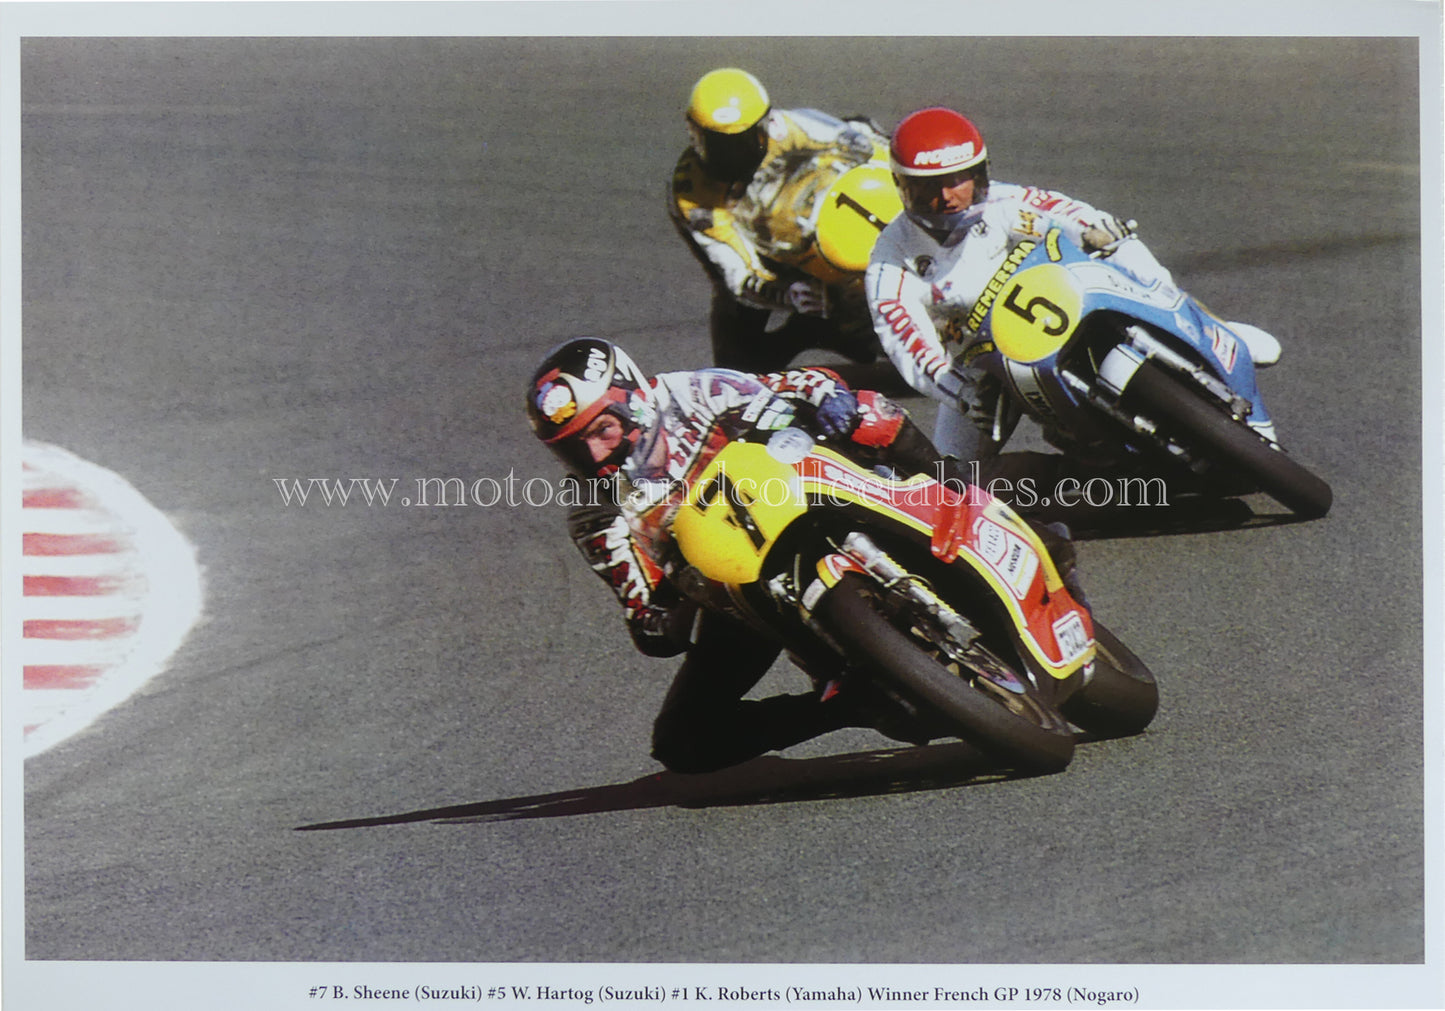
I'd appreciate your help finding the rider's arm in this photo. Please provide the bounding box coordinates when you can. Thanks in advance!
[786,107,885,160]
[566,500,694,658]
[668,153,792,311]
[863,251,970,404]
[1010,184,1116,248]
[1011,184,1176,290]
[756,368,922,454]
[864,242,1007,458]
[756,366,846,405]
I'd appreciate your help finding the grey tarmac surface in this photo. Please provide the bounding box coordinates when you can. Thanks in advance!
[16,33,1430,980]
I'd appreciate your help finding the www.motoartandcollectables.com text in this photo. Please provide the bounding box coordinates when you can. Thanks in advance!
[270,467,1173,512]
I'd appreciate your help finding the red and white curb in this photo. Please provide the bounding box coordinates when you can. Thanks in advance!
[18,441,203,758]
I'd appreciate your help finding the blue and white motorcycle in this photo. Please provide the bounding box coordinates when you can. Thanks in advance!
[968,228,1332,519]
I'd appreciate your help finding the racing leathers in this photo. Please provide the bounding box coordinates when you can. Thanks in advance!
[565,365,943,773]
[865,182,1184,466]
[670,108,888,372]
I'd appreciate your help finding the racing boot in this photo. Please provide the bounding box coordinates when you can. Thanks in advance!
[819,674,936,746]
[1226,321,1281,368]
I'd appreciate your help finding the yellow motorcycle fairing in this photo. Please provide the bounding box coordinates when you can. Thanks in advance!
[805,162,903,282]
[670,441,807,585]
[775,144,899,285]
[671,441,1092,681]
[799,447,1090,681]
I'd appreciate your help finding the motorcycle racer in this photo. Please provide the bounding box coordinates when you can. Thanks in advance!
[670,67,893,373]
[525,337,960,773]
[865,105,1283,467]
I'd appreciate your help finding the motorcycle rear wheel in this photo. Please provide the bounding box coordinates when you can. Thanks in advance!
[814,574,1075,775]
[1126,359,1333,518]
[1059,621,1158,738]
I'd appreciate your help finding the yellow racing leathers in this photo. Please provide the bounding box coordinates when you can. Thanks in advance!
[669,107,888,372]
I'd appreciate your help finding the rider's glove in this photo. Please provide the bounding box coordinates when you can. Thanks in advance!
[785,278,828,317]
[1081,215,1138,255]
[934,362,999,428]
[934,363,971,402]
[629,599,698,658]
[838,127,878,162]
[815,388,862,439]
[850,390,907,447]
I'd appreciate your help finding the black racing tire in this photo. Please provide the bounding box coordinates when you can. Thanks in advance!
[813,574,1075,775]
[1060,621,1158,738]
[1125,359,1333,518]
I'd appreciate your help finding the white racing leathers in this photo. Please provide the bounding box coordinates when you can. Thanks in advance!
[864,182,1182,464]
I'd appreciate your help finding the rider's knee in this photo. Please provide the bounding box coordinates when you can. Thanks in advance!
[651,716,716,774]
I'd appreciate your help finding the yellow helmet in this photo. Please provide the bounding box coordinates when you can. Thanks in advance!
[686,68,772,182]
[686,68,770,134]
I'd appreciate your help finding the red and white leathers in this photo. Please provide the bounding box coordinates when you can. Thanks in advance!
[565,366,909,656]
[865,182,1185,462]
[670,108,886,312]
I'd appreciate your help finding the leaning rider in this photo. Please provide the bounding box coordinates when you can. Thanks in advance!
[524,337,967,773]
[669,67,889,373]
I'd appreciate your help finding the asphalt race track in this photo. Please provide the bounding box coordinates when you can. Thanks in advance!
[17,33,1431,989]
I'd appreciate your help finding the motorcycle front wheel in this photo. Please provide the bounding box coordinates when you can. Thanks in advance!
[1058,620,1158,738]
[813,573,1076,775]
[1125,359,1333,518]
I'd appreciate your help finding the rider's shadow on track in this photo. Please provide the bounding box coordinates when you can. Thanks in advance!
[295,743,1023,831]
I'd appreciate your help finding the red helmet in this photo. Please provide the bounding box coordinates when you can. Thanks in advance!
[526,338,652,479]
[889,107,990,237]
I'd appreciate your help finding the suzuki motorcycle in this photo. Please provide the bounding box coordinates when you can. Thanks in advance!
[969,228,1332,518]
[625,415,1158,775]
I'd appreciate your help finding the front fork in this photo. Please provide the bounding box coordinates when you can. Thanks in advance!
[771,531,1029,694]
[767,532,966,633]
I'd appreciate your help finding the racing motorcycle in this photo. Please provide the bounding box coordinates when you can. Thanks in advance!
[967,228,1332,518]
[722,152,904,369]
[625,415,1158,775]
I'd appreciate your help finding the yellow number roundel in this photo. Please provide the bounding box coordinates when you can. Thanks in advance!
[815,163,902,276]
[990,264,1084,364]
[672,443,806,585]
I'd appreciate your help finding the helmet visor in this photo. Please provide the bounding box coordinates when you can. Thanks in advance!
[896,168,979,216]
[691,122,767,182]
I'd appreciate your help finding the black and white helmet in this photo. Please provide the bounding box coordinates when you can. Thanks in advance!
[525,338,652,479]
